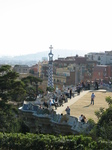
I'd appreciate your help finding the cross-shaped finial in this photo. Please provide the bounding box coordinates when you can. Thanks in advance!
[49,45,53,51]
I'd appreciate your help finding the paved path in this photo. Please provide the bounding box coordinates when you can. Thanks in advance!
[55,89,111,122]
[55,90,89,114]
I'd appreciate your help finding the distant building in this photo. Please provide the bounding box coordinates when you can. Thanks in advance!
[53,56,97,85]
[42,57,48,61]
[92,65,112,82]
[86,51,112,65]
[30,64,38,76]
[38,60,48,78]
[13,65,30,74]
[53,57,85,85]
[41,63,48,78]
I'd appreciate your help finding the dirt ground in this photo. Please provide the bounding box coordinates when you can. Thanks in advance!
[62,90,112,122]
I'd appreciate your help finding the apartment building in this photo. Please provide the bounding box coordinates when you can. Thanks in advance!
[13,65,30,74]
[86,51,112,65]
[92,65,112,82]
[29,64,38,76]
[38,60,48,78]
[41,55,97,86]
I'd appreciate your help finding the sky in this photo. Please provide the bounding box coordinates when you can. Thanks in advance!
[0,0,112,56]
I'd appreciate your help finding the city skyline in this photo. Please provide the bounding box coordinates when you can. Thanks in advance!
[0,0,112,56]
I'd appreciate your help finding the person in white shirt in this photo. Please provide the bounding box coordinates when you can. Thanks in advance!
[79,114,83,122]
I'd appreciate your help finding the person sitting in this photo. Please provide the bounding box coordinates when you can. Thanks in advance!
[49,99,53,106]
[55,97,58,104]
[59,96,63,106]
[58,113,63,122]
[50,99,58,109]
[81,115,87,123]
[60,114,69,123]
[79,114,83,122]
[43,101,48,108]
[54,98,58,109]
[62,94,65,101]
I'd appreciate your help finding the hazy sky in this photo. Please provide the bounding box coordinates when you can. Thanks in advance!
[0,0,112,56]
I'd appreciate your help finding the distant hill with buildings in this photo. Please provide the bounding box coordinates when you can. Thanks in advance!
[0,49,85,66]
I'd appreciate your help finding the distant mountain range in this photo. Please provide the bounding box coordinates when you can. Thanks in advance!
[0,49,86,66]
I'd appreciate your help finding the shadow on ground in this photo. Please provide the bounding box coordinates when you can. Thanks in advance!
[83,104,91,108]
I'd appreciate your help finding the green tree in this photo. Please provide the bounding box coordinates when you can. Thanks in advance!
[95,107,105,120]
[46,86,55,92]
[0,65,26,132]
[21,76,42,101]
[0,65,26,102]
[94,96,112,140]
[105,96,112,106]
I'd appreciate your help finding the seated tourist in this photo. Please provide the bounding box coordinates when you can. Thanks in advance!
[81,115,87,123]
[62,94,65,100]
[60,114,69,123]
[52,98,55,104]
[79,114,83,122]
[49,99,54,106]
[54,98,58,109]
[59,98,63,106]
[43,101,48,108]
[58,113,63,122]
[49,99,57,109]
[55,97,58,103]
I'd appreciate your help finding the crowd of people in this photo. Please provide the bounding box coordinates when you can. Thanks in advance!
[43,91,68,110]
[42,82,98,124]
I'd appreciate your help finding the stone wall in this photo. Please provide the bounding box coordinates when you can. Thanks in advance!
[19,107,92,135]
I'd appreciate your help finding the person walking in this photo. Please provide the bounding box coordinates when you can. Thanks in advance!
[91,92,95,105]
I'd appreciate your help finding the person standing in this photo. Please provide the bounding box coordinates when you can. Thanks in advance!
[77,84,80,95]
[67,88,70,98]
[70,89,72,99]
[65,106,70,115]
[91,92,95,105]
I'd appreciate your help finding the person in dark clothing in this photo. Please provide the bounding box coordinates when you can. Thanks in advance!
[88,83,90,90]
[95,82,98,90]
[82,82,85,90]
[81,115,86,123]
[77,85,80,95]
[70,89,72,99]
[43,101,48,108]
[65,106,70,115]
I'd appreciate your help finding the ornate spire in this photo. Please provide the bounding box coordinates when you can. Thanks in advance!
[48,45,54,88]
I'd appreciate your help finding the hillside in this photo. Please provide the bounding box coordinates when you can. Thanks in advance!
[0,49,85,66]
